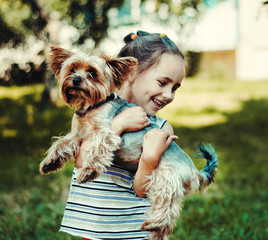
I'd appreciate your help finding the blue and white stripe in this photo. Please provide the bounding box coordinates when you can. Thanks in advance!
[60,115,166,240]
[60,166,151,240]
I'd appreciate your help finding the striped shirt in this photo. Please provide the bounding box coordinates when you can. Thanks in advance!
[60,115,167,240]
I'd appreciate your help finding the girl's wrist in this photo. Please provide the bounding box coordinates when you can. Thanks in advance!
[111,116,124,135]
[133,155,159,198]
[140,154,159,171]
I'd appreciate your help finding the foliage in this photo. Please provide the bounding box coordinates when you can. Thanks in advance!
[46,0,125,47]
[0,0,48,46]
[0,12,23,46]
[0,0,206,86]
[0,0,205,48]
[0,79,267,239]
[0,0,125,47]
[186,51,202,77]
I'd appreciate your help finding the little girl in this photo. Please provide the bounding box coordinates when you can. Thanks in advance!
[60,30,186,240]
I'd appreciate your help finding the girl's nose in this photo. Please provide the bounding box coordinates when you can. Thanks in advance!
[162,90,174,101]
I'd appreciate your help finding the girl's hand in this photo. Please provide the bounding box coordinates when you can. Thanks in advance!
[111,106,150,135]
[133,128,178,198]
[141,129,178,168]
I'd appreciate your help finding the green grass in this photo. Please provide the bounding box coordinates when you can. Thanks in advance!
[0,79,268,239]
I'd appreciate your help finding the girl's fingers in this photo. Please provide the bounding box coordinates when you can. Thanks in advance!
[166,135,178,145]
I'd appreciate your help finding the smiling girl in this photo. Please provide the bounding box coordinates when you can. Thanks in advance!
[60,30,186,240]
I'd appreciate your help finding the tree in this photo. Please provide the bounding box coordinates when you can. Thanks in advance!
[0,0,205,90]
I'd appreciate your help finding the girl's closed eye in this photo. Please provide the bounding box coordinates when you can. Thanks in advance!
[158,80,166,86]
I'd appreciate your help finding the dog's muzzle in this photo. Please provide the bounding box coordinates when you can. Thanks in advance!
[73,77,82,86]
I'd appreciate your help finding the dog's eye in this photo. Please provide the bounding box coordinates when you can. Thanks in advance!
[87,69,97,78]
[71,69,76,73]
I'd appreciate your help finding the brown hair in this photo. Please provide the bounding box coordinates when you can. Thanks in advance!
[118,30,185,76]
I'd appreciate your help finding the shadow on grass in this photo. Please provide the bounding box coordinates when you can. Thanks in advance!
[0,93,78,240]
[0,92,267,239]
[171,99,268,240]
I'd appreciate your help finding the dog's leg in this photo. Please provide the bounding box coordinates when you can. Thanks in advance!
[40,133,81,174]
[150,227,172,240]
[76,128,121,183]
[142,162,184,240]
[40,115,81,174]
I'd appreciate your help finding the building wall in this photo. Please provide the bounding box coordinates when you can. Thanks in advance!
[186,0,268,80]
[236,0,268,80]
[197,50,236,79]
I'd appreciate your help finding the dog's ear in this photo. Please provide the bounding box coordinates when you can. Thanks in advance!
[49,47,73,77]
[105,57,138,89]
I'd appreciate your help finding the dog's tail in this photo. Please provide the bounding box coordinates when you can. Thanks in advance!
[194,143,218,191]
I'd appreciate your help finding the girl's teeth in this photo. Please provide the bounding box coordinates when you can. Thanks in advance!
[153,98,162,107]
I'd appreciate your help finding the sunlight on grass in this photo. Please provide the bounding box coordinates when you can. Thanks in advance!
[158,79,268,128]
[2,128,17,137]
[0,84,43,100]
[168,113,228,128]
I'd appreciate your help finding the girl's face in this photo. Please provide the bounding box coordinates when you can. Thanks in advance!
[129,53,185,116]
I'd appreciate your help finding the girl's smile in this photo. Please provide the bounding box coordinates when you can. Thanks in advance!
[129,53,185,116]
[152,97,166,109]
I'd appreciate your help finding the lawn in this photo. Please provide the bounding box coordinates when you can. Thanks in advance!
[0,79,267,240]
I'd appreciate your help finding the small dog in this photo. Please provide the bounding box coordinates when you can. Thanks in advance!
[40,47,218,240]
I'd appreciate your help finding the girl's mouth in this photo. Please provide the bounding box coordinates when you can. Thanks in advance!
[152,97,165,109]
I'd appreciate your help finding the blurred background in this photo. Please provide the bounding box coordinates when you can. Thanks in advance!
[0,0,267,239]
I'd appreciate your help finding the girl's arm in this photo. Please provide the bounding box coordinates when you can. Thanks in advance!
[133,122,178,198]
[111,106,150,135]
[75,106,150,168]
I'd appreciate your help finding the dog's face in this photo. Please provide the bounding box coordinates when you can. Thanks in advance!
[49,47,137,109]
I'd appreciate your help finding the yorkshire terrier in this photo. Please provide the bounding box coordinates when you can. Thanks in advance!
[40,47,218,240]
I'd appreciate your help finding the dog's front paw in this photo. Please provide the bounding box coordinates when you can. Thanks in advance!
[40,157,62,174]
[142,221,172,233]
[142,222,171,240]
[76,167,99,184]
[149,229,170,240]
[141,221,161,232]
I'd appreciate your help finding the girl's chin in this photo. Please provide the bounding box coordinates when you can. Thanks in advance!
[146,107,158,116]
[144,101,161,116]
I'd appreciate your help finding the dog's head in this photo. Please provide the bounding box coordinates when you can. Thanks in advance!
[49,46,137,109]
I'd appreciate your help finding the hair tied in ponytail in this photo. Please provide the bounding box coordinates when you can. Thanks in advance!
[131,34,138,41]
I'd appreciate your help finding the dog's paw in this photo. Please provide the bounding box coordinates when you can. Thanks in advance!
[141,221,161,232]
[150,230,170,240]
[142,223,171,240]
[40,157,62,174]
[76,167,99,184]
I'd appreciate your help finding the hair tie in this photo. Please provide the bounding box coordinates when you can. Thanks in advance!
[131,34,138,41]
[160,33,167,38]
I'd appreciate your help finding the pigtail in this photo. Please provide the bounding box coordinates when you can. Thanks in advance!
[119,30,185,76]
[124,32,136,44]
[123,30,149,43]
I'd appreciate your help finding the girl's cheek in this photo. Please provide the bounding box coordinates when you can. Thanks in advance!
[168,95,175,104]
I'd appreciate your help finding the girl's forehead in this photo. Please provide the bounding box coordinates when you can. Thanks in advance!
[153,54,185,77]
[159,53,184,64]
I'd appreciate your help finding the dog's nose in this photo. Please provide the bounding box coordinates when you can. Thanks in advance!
[73,77,82,86]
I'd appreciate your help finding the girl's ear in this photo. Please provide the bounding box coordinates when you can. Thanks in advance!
[49,47,73,77]
[105,56,138,89]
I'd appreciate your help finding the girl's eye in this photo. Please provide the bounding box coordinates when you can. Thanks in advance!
[71,69,76,73]
[158,80,166,86]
